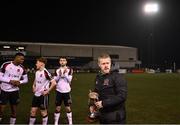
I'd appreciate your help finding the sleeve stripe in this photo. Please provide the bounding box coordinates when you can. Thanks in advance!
[20,64,27,75]
[0,61,11,73]
[44,69,52,80]
[68,68,73,75]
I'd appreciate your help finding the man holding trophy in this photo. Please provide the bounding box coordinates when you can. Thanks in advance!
[88,54,127,124]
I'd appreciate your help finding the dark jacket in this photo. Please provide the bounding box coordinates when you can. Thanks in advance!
[94,70,127,124]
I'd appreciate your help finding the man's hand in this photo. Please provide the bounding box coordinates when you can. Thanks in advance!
[32,86,36,93]
[60,73,65,78]
[10,80,20,86]
[64,68,68,74]
[42,89,49,96]
[95,101,103,109]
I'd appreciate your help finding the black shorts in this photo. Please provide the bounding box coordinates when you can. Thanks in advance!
[0,90,20,105]
[31,95,49,110]
[55,91,72,107]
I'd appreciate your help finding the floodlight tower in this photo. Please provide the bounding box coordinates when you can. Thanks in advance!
[143,2,159,68]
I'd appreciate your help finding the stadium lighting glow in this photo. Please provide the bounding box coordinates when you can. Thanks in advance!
[3,45,10,49]
[144,2,159,14]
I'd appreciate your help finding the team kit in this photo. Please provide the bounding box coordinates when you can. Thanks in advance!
[0,53,74,125]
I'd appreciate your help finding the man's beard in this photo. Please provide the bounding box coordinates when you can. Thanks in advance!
[61,64,66,67]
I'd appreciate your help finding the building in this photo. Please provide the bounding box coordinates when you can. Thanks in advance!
[0,41,140,70]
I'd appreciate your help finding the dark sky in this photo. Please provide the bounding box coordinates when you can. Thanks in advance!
[0,0,180,68]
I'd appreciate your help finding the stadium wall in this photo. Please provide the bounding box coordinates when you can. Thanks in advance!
[0,41,140,69]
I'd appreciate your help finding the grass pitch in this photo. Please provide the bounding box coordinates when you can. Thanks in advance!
[1,73,180,124]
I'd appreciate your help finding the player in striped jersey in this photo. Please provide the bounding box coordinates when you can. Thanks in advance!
[0,53,28,125]
[54,57,73,125]
[29,57,56,125]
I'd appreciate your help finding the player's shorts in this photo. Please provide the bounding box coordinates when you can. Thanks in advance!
[31,95,49,110]
[0,90,20,105]
[55,91,72,106]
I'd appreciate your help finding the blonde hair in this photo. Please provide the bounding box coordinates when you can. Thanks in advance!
[98,53,111,63]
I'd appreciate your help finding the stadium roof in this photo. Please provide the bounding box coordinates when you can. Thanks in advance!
[0,41,136,49]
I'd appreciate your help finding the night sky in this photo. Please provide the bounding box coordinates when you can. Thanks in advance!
[0,0,180,68]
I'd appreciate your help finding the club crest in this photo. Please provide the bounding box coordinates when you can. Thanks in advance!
[17,69,20,72]
[95,81,98,84]
[103,79,109,86]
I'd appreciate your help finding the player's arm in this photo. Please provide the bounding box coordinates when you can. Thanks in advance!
[32,80,36,93]
[64,68,73,83]
[53,70,60,82]
[0,72,20,86]
[0,72,10,83]
[13,71,28,86]
[64,75,72,83]
[19,74,28,84]
[43,70,56,95]
[0,64,11,83]
[0,71,18,85]
[53,75,60,82]
[47,79,57,93]
[43,79,56,96]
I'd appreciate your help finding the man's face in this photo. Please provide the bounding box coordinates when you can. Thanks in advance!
[98,57,111,74]
[59,58,67,67]
[14,55,25,65]
[36,61,44,70]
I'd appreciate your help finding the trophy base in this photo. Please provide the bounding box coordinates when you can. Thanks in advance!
[89,112,96,119]
[86,111,99,123]
[86,116,97,123]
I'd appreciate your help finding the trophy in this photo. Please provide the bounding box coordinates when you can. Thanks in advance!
[87,90,99,122]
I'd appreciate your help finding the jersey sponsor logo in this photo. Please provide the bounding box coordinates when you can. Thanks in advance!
[8,73,20,78]
[17,69,20,72]
[103,79,109,86]
[37,81,42,84]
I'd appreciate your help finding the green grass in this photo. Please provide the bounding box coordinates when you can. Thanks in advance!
[2,73,180,124]
[126,73,180,124]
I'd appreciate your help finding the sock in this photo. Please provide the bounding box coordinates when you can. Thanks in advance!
[54,112,60,125]
[67,112,72,125]
[10,117,16,125]
[29,116,36,125]
[0,117,2,122]
[42,115,48,125]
